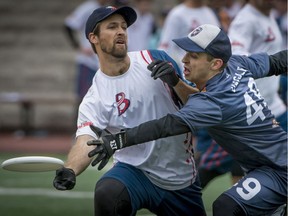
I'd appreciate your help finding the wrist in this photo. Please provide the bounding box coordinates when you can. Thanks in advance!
[115,130,127,149]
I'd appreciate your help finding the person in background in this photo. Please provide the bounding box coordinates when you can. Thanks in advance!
[158,0,220,68]
[273,0,287,106]
[64,0,111,100]
[228,0,287,132]
[207,0,244,32]
[54,5,206,216]
[148,8,170,49]
[127,0,156,51]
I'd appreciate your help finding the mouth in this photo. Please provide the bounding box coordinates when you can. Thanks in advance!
[115,38,125,45]
[183,67,190,76]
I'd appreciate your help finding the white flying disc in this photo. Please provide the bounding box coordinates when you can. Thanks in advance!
[1,156,64,172]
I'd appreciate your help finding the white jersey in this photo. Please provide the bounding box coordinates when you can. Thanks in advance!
[65,0,99,70]
[76,50,196,190]
[158,4,220,67]
[228,4,286,117]
[127,9,155,51]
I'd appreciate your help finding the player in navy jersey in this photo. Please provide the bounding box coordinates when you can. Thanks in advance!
[88,24,288,216]
[54,5,206,216]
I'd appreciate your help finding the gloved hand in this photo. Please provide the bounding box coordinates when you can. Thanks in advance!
[147,60,179,87]
[53,167,76,190]
[87,125,126,170]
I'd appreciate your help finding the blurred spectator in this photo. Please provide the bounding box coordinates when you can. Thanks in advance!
[64,0,111,100]
[228,0,287,132]
[273,0,287,106]
[148,8,170,49]
[127,0,156,51]
[158,0,220,68]
[207,0,244,32]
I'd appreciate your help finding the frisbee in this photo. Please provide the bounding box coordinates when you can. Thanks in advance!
[1,156,64,172]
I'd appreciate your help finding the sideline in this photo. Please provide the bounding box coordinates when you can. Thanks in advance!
[0,187,93,199]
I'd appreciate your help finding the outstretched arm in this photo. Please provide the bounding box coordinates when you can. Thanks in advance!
[268,50,287,76]
[87,114,190,170]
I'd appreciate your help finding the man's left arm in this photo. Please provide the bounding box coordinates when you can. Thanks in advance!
[268,50,287,76]
[87,114,190,170]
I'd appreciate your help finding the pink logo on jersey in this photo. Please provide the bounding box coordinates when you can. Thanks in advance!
[116,92,130,116]
[265,27,275,42]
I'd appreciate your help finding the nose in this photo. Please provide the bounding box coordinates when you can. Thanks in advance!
[182,53,189,63]
[117,27,126,35]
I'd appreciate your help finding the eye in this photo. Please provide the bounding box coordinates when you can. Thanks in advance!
[189,53,198,59]
[108,25,117,29]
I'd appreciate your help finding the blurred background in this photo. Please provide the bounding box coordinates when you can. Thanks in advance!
[0,0,178,134]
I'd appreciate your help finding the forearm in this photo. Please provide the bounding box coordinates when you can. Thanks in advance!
[124,114,190,146]
[268,50,287,76]
[65,134,95,175]
[173,80,199,104]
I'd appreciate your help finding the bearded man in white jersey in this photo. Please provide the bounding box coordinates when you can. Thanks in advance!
[53,5,206,216]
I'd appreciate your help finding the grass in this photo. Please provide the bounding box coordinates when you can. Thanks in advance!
[0,153,232,216]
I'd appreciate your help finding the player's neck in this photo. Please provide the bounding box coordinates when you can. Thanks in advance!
[99,55,130,76]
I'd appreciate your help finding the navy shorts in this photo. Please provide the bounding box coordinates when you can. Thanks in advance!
[100,162,206,216]
[224,166,287,215]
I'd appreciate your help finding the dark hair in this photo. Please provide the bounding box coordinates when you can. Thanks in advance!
[89,23,101,54]
[206,53,227,71]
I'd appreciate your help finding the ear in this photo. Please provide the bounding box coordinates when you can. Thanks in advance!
[210,58,223,71]
[88,33,99,44]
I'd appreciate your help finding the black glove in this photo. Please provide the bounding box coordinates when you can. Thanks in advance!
[147,60,179,87]
[53,167,76,190]
[87,125,126,170]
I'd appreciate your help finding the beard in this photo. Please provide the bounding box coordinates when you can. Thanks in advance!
[100,42,127,58]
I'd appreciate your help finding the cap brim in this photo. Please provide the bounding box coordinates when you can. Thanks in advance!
[172,37,205,53]
[108,6,137,27]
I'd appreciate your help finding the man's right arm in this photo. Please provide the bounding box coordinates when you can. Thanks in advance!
[64,135,95,175]
[53,134,95,190]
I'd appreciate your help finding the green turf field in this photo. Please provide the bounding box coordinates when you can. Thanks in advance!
[0,153,232,216]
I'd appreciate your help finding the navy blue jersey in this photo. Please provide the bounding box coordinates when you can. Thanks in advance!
[175,53,287,171]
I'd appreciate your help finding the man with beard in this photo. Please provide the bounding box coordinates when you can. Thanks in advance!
[53,5,206,216]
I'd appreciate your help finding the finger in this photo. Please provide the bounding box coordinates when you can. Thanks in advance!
[151,61,167,78]
[102,128,112,136]
[53,181,67,190]
[91,152,106,166]
[152,63,170,79]
[90,125,103,137]
[147,59,162,71]
[87,139,103,146]
[98,157,110,170]
[88,145,104,158]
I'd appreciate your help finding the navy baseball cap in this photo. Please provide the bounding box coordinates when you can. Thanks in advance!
[172,24,232,63]
[85,6,137,39]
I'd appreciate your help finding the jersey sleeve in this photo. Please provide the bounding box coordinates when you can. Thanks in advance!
[232,53,270,79]
[174,94,222,134]
[76,90,109,139]
[148,49,186,81]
